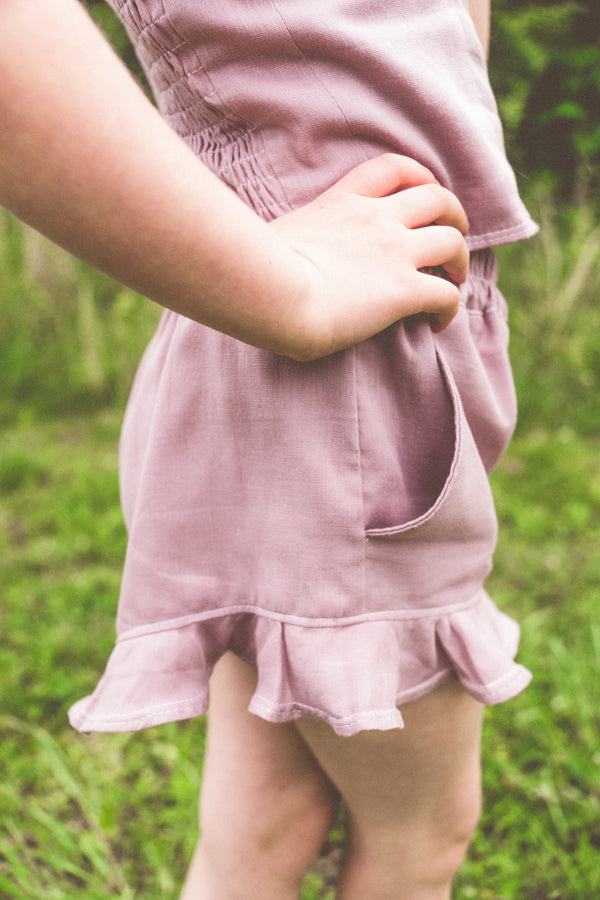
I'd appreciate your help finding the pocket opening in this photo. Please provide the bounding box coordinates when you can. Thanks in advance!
[365,349,476,540]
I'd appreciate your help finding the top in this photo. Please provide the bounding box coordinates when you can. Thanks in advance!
[108,0,537,248]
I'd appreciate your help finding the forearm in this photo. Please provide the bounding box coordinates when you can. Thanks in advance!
[0,0,308,351]
[468,0,490,59]
[0,0,470,360]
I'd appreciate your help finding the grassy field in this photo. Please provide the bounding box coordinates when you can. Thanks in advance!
[1,191,600,898]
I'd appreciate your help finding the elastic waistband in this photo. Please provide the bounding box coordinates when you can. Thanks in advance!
[459,248,505,314]
[468,248,498,281]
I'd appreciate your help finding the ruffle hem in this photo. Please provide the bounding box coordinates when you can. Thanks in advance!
[69,590,531,737]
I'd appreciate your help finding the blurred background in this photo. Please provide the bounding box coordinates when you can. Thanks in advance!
[1,2,599,898]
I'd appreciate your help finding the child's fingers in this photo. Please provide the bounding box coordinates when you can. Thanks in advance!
[412,223,470,285]
[320,153,439,199]
[418,274,461,333]
[393,183,470,235]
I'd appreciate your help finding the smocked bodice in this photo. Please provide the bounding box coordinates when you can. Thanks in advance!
[108,0,536,248]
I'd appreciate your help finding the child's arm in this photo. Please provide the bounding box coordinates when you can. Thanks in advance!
[468,0,490,59]
[0,0,469,361]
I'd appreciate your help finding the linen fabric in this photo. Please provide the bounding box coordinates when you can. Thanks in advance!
[69,0,533,736]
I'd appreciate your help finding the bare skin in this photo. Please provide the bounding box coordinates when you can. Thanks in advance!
[181,655,339,900]
[296,689,483,899]
[182,654,483,900]
[468,0,491,58]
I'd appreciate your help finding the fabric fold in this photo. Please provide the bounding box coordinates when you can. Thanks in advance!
[69,591,531,737]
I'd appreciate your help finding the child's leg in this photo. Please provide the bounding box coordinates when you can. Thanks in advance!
[180,652,339,900]
[295,681,484,900]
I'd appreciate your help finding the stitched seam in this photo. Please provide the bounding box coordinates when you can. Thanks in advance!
[115,592,485,642]
[466,306,508,321]
[166,92,217,117]
[112,0,146,12]
[139,3,239,126]
[252,198,288,215]
[250,694,402,726]
[467,219,539,251]
[236,173,276,191]
[216,149,268,174]
[460,665,531,697]
[166,113,256,145]
[128,12,168,39]
[144,41,188,73]
[150,59,203,81]
[365,350,463,538]
[351,346,369,607]
[268,0,370,163]
[73,693,208,726]
[118,1,295,216]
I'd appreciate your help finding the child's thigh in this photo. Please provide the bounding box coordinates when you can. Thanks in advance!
[295,681,484,839]
[200,653,338,839]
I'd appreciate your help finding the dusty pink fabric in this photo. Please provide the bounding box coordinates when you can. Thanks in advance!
[103,0,536,246]
[69,1,533,736]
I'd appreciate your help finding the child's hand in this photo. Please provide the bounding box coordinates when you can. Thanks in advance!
[270,154,469,360]
[0,2,467,363]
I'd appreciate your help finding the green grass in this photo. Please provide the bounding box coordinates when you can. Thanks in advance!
[1,191,600,897]
[456,427,600,899]
[0,411,203,898]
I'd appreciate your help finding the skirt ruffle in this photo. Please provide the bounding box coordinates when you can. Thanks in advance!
[69,589,531,737]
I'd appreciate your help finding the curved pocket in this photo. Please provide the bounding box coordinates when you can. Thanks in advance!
[364,348,497,546]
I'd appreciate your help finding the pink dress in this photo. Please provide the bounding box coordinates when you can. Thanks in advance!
[69,0,535,737]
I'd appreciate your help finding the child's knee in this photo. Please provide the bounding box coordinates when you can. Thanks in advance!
[200,767,337,877]
[430,812,479,888]
[346,775,481,894]
[415,768,481,886]
[415,778,481,887]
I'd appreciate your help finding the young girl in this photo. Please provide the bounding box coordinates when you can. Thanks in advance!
[0,1,537,897]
